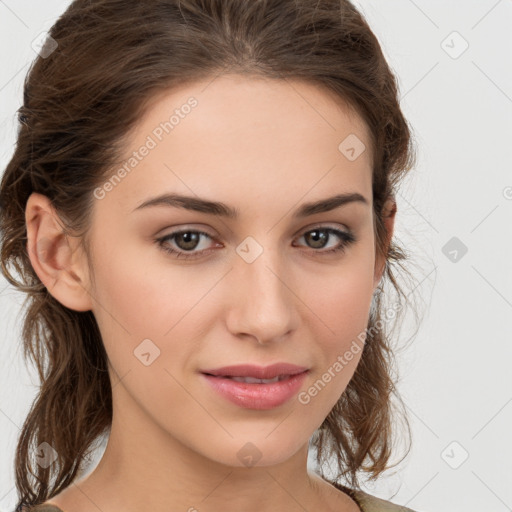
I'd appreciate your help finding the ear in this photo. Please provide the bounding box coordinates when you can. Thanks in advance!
[373,195,397,289]
[25,192,93,311]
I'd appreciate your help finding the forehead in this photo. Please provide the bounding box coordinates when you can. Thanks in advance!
[97,74,373,215]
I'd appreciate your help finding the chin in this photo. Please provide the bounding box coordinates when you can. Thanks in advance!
[201,432,308,469]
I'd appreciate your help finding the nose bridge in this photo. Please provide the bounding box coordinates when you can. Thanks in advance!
[227,238,297,342]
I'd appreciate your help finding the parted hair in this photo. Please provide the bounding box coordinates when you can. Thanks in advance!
[0,0,419,509]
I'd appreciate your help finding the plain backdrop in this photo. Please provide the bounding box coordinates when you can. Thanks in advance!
[1,1,511,511]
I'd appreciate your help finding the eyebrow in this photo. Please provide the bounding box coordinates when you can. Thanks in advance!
[132,192,368,218]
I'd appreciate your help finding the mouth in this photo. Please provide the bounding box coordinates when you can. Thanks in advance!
[199,363,310,410]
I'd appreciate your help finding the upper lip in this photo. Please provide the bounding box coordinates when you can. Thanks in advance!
[201,363,309,379]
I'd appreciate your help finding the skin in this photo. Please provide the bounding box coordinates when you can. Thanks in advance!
[25,74,396,512]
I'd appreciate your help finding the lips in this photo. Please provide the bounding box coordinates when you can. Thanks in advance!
[200,363,309,380]
[200,365,310,409]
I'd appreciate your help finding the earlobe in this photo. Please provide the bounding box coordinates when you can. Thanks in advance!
[373,196,397,288]
[25,192,93,312]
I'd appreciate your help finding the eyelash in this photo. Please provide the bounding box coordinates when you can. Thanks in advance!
[155,226,357,261]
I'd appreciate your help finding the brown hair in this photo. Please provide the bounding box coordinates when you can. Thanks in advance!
[0,0,419,509]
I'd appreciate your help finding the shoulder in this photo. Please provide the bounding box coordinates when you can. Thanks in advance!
[19,505,65,512]
[351,488,418,512]
[329,480,419,512]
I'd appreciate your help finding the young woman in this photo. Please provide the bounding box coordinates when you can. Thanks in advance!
[0,1,421,511]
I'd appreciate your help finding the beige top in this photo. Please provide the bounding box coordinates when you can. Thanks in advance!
[24,483,418,512]
[334,482,418,512]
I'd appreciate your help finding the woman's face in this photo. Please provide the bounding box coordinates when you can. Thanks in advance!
[81,74,386,467]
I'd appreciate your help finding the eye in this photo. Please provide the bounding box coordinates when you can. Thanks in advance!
[156,229,219,260]
[293,227,357,256]
[155,226,357,260]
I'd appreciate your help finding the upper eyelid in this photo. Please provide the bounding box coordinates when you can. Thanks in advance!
[159,222,351,237]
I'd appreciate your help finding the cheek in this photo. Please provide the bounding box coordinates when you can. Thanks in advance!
[89,234,213,335]
[305,251,376,340]
[87,249,207,415]
[88,238,227,384]
[301,248,375,400]
[299,274,372,414]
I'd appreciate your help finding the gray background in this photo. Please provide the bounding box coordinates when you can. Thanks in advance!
[1,1,511,511]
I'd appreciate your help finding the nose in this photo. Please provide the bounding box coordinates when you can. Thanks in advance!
[225,244,299,345]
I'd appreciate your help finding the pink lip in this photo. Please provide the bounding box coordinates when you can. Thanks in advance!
[200,365,309,410]
[200,363,308,379]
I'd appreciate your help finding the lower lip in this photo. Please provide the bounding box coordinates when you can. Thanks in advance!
[201,371,309,410]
